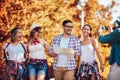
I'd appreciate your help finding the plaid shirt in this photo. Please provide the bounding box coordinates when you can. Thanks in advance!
[50,34,81,70]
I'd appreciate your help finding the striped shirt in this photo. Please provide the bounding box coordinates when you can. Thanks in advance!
[50,34,81,70]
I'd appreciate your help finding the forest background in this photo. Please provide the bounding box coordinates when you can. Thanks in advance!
[0,0,119,80]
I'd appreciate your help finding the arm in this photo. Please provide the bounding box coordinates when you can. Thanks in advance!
[99,28,120,44]
[3,43,10,60]
[75,38,81,56]
[92,39,104,71]
[76,55,81,69]
[44,43,50,52]
[22,43,29,59]
[49,37,57,57]
[41,39,50,52]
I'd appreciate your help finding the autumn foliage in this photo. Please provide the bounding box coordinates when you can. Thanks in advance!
[0,0,116,79]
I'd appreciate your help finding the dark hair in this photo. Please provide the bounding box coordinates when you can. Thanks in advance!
[82,24,92,37]
[33,27,41,32]
[62,20,72,26]
[114,20,120,27]
[10,27,21,42]
[29,27,41,43]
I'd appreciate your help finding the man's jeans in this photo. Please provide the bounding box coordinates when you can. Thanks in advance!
[107,63,120,80]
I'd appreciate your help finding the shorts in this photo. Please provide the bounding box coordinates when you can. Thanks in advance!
[28,63,48,76]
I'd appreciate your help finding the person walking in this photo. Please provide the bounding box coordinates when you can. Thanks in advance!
[3,27,27,80]
[49,20,81,80]
[27,23,50,80]
[77,24,103,80]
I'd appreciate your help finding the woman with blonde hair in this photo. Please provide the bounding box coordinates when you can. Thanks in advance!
[3,27,27,80]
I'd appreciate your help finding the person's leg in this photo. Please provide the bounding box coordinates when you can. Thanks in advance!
[81,77,87,80]
[90,73,95,80]
[28,64,36,80]
[107,63,120,80]
[63,70,75,80]
[54,67,65,80]
[37,63,48,80]
[37,73,45,80]
[29,75,36,80]
[19,65,25,79]
[10,76,15,80]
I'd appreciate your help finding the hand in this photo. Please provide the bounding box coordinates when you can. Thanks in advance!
[107,26,113,33]
[25,53,29,58]
[51,52,57,57]
[100,64,104,72]
[97,26,103,36]
[25,55,31,63]
[74,51,77,57]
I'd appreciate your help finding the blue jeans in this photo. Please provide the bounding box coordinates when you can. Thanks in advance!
[28,63,48,76]
[19,65,25,79]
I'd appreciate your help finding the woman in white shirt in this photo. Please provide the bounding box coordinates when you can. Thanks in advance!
[27,23,50,80]
[76,24,104,80]
[3,27,27,80]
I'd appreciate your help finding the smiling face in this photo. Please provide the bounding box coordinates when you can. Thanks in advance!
[14,29,23,42]
[33,30,41,38]
[63,22,73,35]
[82,25,92,37]
[30,27,41,39]
[11,28,23,42]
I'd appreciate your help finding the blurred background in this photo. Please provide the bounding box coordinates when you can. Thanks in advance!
[0,0,120,79]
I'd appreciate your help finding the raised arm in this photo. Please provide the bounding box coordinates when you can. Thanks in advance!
[99,28,120,44]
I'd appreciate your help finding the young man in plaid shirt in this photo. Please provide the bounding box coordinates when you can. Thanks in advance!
[49,20,81,80]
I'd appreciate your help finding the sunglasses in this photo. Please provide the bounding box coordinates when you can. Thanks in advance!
[64,25,73,28]
[38,31,42,33]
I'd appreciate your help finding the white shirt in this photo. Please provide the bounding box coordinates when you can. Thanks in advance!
[81,42,96,62]
[28,43,46,59]
[5,44,25,62]
[57,37,70,67]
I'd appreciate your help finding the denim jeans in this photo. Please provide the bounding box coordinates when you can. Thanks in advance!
[28,63,48,76]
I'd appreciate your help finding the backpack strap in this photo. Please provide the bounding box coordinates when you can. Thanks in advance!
[4,42,10,63]
[4,43,28,63]
[20,43,27,53]
[20,43,29,59]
